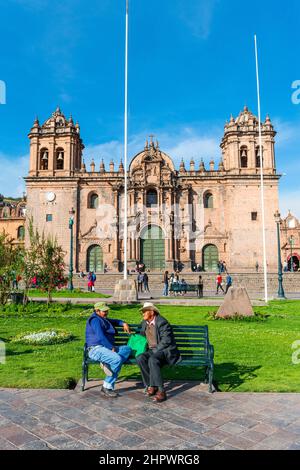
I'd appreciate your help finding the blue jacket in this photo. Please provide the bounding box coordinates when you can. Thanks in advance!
[85,312,124,350]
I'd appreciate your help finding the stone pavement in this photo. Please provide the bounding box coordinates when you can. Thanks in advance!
[1,381,300,450]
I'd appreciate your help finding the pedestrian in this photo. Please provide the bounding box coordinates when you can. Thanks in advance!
[216,274,224,294]
[143,272,150,292]
[85,302,132,397]
[87,271,93,292]
[217,261,222,275]
[223,261,227,273]
[163,271,169,296]
[255,261,259,273]
[136,302,181,403]
[225,273,232,294]
[137,271,144,293]
[197,275,203,298]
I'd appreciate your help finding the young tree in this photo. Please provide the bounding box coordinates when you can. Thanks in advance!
[0,231,24,305]
[23,220,67,304]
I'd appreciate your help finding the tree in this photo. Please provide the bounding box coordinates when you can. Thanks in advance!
[0,231,24,305]
[23,220,67,304]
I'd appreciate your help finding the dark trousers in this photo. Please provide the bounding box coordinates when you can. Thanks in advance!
[198,285,203,298]
[225,283,232,294]
[136,350,168,389]
[138,282,143,293]
[216,283,224,294]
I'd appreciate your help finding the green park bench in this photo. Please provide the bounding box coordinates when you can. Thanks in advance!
[82,324,214,393]
[169,283,199,295]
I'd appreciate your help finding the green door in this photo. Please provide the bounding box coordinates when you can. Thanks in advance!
[140,226,165,271]
[87,245,103,272]
[203,244,219,272]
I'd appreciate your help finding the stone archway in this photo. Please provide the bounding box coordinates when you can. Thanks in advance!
[87,245,103,273]
[202,244,219,272]
[140,225,165,271]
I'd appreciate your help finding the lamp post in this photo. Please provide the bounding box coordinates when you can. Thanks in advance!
[289,235,294,273]
[68,208,75,291]
[274,210,285,299]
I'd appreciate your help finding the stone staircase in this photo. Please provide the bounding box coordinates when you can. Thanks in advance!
[73,272,300,294]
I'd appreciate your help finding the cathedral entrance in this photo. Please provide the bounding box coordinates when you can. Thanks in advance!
[87,245,103,272]
[140,225,165,271]
[203,244,219,272]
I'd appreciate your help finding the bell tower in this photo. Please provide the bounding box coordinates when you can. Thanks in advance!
[220,106,276,174]
[28,107,84,177]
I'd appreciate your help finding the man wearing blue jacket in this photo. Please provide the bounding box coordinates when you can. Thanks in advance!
[85,302,132,398]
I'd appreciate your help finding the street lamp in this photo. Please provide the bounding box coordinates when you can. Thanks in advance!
[274,210,285,299]
[289,235,294,273]
[68,208,75,291]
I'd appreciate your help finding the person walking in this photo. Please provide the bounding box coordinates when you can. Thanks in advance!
[255,261,259,273]
[197,275,204,298]
[163,271,169,297]
[225,273,232,294]
[216,274,224,294]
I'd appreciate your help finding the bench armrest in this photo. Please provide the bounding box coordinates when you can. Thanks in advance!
[208,344,214,361]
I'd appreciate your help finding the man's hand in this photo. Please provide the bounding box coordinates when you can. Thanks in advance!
[123,323,132,334]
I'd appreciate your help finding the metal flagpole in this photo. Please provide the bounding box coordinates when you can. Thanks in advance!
[254,35,268,303]
[123,0,129,280]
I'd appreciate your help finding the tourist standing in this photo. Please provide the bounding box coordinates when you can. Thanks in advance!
[197,275,204,298]
[143,272,150,292]
[163,271,169,297]
[137,271,144,293]
[87,272,93,292]
[216,274,224,294]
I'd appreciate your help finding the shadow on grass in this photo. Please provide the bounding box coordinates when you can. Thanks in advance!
[214,362,261,391]
[6,349,34,356]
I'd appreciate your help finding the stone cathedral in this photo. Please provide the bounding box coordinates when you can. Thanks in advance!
[25,106,280,273]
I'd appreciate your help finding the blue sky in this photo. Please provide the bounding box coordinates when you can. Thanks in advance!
[0,0,299,217]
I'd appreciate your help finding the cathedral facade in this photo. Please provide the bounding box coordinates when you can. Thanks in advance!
[25,106,280,273]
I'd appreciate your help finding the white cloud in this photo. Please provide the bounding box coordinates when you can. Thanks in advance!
[176,0,219,39]
[280,189,300,219]
[0,153,28,198]
[83,127,221,169]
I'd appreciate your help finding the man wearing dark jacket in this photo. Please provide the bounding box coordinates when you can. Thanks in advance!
[136,302,181,403]
[85,302,132,398]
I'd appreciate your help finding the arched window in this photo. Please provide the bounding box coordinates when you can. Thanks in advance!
[40,148,49,170]
[240,146,248,168]
[256,146,264,168]
[56,148,64,170]
[146,189,158,207]
[88,193,99,209]
[17,226,25,240]
[204,192,213,209]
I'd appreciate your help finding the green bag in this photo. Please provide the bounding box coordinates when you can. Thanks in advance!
[127,334,148,358]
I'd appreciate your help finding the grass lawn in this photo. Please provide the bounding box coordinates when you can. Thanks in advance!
[28,289,111,299]
[0,300,300,392]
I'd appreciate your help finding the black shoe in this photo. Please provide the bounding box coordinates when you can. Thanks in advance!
[100,386,119,398]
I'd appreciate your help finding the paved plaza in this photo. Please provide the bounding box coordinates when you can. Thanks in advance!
[0,381,300,450]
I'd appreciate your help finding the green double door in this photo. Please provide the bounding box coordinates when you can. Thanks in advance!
[140,226,165,271]
[87,245,103,272]
[203,244,219,272]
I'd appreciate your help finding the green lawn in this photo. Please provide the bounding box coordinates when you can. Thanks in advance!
[28,289,110,299]
[0,300,300,392]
